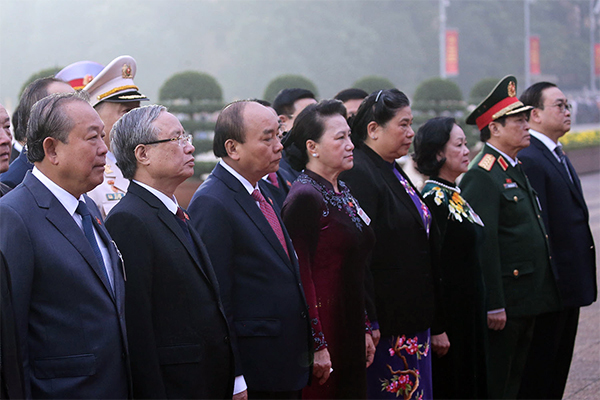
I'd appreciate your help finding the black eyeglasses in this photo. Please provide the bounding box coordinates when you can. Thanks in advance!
[143,133,192,147]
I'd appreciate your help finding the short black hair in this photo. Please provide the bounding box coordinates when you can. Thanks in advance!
[272,88,316,117]
[213,101,248,158]
[413,117,456,176]
[520,81,558,109]
[351,89,410,145]
[334,88,368,103]
[284,99,347,171]
[13,77,67,142]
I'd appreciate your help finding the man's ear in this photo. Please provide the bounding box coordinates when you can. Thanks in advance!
[43,137,60,165]
[489,122,501,137]
[529,108,543,125]
[224,139,241,161]
[134,144,151,166]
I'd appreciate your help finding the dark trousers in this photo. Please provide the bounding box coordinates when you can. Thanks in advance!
[487,316,535,399]
[517,308,580,399]
[248,389,302,400]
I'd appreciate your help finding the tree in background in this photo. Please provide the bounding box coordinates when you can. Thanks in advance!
[411,78,480,150]
[469,78,500,106]
[263,74,319,103]
[352,75,395,95]
[159,70,225,178]
[20,67,63,96]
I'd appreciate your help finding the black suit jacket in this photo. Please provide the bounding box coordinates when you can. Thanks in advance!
[105,181,234,399]
[9,144,20,164]
[188,163,311,392]
[340,145,444,336]
[0,173,129,399]
[519,136,597,308]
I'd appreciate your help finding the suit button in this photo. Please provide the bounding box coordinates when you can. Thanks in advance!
[301,312,307,319]
[513,269,519,277]
[121,352,126,359]
[224,335,229,344]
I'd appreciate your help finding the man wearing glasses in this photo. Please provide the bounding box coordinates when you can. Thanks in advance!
[517,82,597,400]
[84,55,149,217]
[104,105,234,399]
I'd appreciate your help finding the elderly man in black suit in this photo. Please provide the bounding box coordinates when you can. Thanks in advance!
[104,105,234,399]
[188,101,311,400]
[0,104,12,196]
[0,92,129,399]
[517,82,597,399]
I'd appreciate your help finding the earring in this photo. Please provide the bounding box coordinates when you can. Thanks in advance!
[312,153,318,157]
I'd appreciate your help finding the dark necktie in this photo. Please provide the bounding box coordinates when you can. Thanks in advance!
[251,189,289,257]
[76,200,113,289]
[554,145,573,183]
[174,207,194,245]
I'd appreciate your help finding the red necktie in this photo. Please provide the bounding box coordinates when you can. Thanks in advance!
[268,172,280,188]
[251,189,289,257]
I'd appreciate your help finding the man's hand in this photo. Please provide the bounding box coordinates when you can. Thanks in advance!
[371,328,381,347]
[232,390,247,400]
[487,310,507,331]
[431,332,450,357]
[313,348,332,385]
[365,333,375,368]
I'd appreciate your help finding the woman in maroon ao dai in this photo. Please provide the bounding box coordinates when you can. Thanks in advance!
[281,100,376,399]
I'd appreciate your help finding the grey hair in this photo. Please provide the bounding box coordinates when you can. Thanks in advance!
[111,104,166,179]
[27,91,90,163]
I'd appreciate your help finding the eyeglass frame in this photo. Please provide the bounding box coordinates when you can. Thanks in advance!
[542,101,572,113]
[143,133,193,147]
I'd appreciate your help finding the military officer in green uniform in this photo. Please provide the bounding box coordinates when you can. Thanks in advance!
[83,55,148,217]
[459,76,561,399]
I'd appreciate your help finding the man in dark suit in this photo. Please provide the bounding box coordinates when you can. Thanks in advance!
[188,101,311,400]
[105,105,234,399]
[459,76,561,399]
[1,77,74,188]
[516,82,597,399]
[0,92,129,399]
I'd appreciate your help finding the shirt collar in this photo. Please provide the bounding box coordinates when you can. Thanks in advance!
[529,129,561,154]
[13,141,23,153]
[132,180,179,214]
[486,142,518,167]
[32,167,83,217]
[219,159,258,195]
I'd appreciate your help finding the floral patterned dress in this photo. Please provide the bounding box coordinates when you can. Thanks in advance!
[282,170,375,399]
[421,178,488,399]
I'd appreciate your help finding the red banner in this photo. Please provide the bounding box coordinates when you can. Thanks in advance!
[595,43,600,76]
[445,29,459,76]
[530,36,541,75]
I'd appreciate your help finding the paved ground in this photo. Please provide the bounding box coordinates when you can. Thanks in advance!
[563,171,600,399]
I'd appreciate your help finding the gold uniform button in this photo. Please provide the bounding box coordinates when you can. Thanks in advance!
[549,256,552,260]
[513,196,518,202]
[513,269,519,277]
[545,235,549,239]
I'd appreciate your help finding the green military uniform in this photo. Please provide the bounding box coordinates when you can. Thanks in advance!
[459,76,561,399]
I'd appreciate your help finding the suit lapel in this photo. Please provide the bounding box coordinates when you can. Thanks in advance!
[532,138,587,210]
[215,164,293,268]
[364,147,425,229]
[24,176,115,299]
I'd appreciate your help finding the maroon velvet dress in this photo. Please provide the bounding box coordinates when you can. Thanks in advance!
[282,170,375,399]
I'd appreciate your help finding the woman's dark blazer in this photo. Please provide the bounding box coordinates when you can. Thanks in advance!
[340,144,444,337]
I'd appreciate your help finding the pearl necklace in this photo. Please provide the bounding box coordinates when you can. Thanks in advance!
[424,179,461,194]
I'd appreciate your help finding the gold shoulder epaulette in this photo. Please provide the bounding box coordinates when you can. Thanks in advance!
[497,156,509,171]
[478,154,496,171]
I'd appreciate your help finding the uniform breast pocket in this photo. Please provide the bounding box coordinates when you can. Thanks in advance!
[500,189,530,226]
[501,261,535,307]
